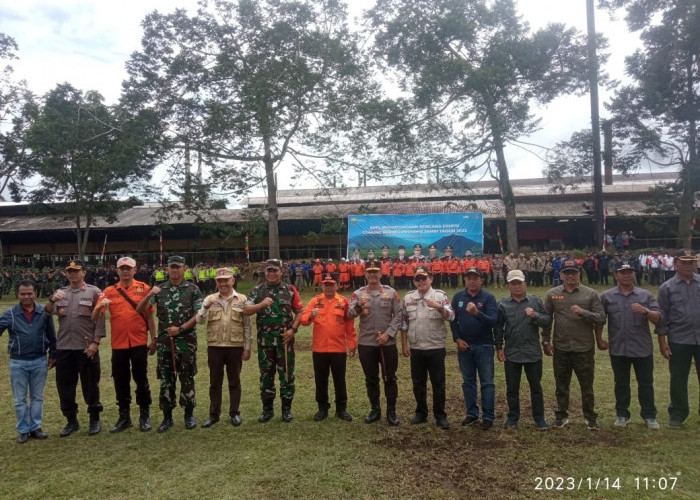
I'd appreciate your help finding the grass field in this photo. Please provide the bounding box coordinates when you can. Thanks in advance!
[0,281,698,499]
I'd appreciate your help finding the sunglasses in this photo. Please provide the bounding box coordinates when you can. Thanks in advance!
[413,275,428,282]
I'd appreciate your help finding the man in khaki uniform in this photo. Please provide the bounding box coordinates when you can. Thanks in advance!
[197,268,252,427]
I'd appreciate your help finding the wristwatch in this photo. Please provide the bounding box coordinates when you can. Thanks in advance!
[178,326,185,334]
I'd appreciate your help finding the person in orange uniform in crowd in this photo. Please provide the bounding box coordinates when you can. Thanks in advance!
[405,257,416,289]
[338,259,351,290]
[428,244,442,288]
[446,246,461,288]
[92,256,157,433]
[393,249,406,290]
[476,255,491,288]
[380,245,392,286]
[352,258,366,290]
[313,259,325,292]
[325,259,337,283]
[300,273,357,422]
[461,251,476,287]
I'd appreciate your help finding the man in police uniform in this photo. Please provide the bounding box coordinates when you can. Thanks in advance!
[348,260,403,425]
[137,256,202,432]
[45,260,106,437]
[243,259,303,423]
[92,256,157,433]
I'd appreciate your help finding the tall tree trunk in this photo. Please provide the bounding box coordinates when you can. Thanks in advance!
[487,105,518,253]
[264,138,280,259]
[678,55,698,248]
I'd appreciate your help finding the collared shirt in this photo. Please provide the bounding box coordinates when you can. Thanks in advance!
[400,287,454,350]
[300,292,357,353]
[52,283,106,350]
[0,302,57,360]
[543,283,605,352]
[600,285,660,357]
[449,288,498,345]
[348,285,402,346]
[97,280,153,349]
[656,273,700,345]
[150,279,203,336]
[197,290,252,350]
[494,293,550,363]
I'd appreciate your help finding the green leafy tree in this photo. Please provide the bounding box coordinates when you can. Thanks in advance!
[24,83,163,258]
[123,0,379,258]
[0,33,36,201]
[367,0,594,252]
[599,0,699,246]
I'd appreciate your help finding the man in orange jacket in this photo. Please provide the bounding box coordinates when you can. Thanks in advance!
[300,273,357,421]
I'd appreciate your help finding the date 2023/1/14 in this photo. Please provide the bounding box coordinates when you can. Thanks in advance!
[534,476,678,491]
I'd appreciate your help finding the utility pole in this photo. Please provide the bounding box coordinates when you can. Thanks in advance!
[587,0,604,249]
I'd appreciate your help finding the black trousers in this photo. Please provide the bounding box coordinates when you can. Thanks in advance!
[112,345,152,411]
[55,349,103,418]
[504,359,544,422]
[410,348,446,419]
[358,344,398,408]
[207,346,243,417]
[312,352,348,411]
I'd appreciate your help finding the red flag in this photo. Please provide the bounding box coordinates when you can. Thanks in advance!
[245,233,250,261]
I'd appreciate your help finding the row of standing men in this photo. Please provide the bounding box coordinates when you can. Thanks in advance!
[2,250,699,443]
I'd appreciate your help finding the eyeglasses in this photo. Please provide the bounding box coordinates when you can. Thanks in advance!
[413,275,428,282]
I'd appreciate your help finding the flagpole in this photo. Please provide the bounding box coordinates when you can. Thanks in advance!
[159,231,163,267]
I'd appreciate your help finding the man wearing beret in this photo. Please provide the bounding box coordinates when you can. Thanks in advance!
[656,249,700,429]
[45,260,106,437]
[138,255,202,432]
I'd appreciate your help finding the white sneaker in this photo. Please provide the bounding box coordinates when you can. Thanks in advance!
[644,418,660,430]
[614,416,629,428]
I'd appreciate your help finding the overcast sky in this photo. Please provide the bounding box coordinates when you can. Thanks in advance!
[1,0,643,193]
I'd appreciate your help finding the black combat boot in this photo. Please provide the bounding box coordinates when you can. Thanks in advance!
[281,398,294,423]
[88,414,102,435]
[364,403,381,424]
[139,406,152,432]
[158,410,174,433]
[184,408,196,429]
[335,405,353,422]
[110,410,132,433]
[258,401,274,423]
[386,400,399,426]
[60,416,80,437]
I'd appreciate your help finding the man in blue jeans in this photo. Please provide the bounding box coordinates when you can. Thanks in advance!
[450,266,498,429]
[0,280,57,443]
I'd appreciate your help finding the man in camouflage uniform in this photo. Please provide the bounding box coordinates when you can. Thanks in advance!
[137,255,202,433]
[243,259,303,423]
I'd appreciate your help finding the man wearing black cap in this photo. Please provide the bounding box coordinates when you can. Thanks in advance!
[597,263,661,430]
[542,259,606,430]
[400,266,454,429]
[45,260,106,436]
[243,259,303,423]
[656,249,700,429]
[348,260,403,425]
[138,255,203,432]
[450,266,498,429]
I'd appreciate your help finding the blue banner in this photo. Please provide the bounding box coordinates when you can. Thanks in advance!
[347,213,483,258]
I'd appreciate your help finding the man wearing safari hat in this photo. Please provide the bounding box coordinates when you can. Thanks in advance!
[197,268,252,428]
[243,259,303,423]
[45,259,106,437]
[92,256,157,433]
[300,273,356,422]
[138,256,202,432]
[656,249,700,429]
[542,258,606,430]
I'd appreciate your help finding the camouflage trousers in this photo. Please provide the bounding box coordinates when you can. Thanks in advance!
[553,347,597,422]
[258,341,295,403]
[493,270,504,287]
[157,334,197,411]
